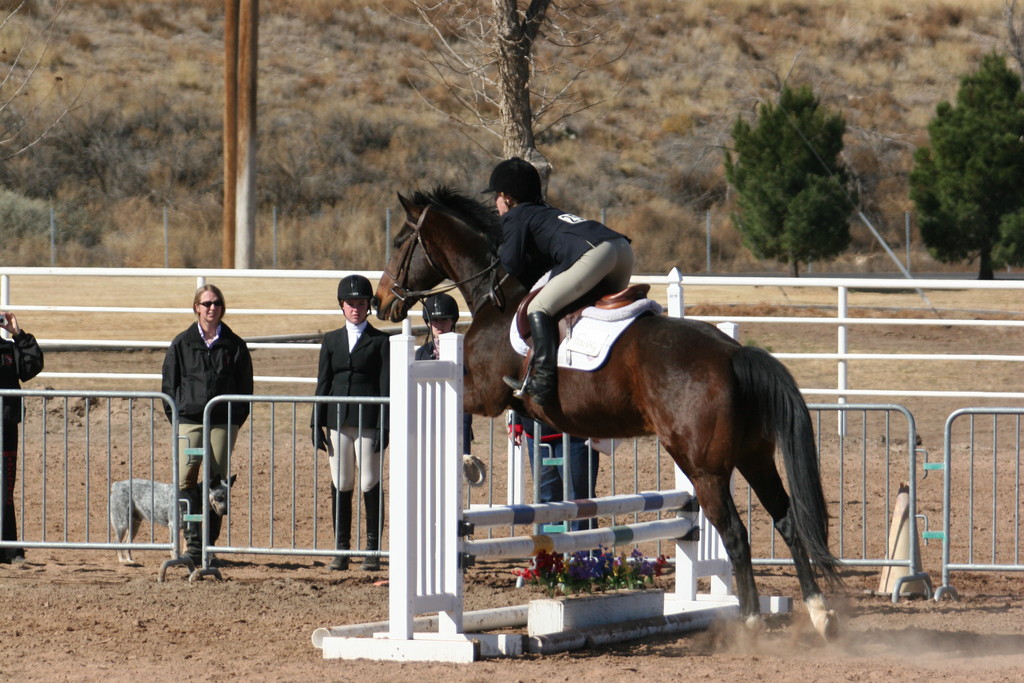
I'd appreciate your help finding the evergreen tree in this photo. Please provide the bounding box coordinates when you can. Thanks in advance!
[724,85,854,276]
[909,52,1024,280]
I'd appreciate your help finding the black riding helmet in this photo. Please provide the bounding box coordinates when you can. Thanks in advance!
[337,274,374,301]
[483,157,543,203]
[423,293,460,321]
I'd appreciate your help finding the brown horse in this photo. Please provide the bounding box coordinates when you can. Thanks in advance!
[375,187,841,639]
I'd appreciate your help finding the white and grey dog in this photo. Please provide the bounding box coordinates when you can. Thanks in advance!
[109,475,236,564]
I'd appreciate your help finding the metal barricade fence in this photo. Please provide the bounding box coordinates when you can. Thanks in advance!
[0,389,181,561]
[773,404,929,599]
[196,394,388,567]
[473,403,931,600]
[0,386,938,600]
[934,408,1024,600]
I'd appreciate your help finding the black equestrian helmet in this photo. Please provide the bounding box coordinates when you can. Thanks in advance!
[482,157,543,203]
[423,293,460,321]
[337,274,374,301]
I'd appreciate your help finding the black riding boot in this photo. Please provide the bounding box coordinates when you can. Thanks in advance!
[1,501,22,563]
[504,312,558,406]
[360,483,382,571]
[329,485,353,571]
[181,485,203,563]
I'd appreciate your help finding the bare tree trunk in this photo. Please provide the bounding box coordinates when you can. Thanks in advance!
[222,0,239,269]
[1007,0,1024,75]
[491,0,551,183]
[235,0,258,269]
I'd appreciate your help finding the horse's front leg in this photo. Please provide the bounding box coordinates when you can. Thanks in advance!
[692,474,761,629]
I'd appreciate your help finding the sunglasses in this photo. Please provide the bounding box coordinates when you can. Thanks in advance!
[198,300,224,308]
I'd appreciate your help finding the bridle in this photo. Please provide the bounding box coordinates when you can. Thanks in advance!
[384,204,508,312]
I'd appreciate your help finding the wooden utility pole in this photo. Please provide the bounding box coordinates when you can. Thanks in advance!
[235,0,258,268]
[222,0,238,268]
[223,0,258,269]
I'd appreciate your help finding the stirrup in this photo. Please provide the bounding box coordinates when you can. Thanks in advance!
[504,374,528,395]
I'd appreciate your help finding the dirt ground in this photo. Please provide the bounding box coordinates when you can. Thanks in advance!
[2,287,1023,681]
[0,547,1022,681]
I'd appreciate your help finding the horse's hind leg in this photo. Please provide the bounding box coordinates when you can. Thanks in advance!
[739,461,838,640]
[691,474,761,629]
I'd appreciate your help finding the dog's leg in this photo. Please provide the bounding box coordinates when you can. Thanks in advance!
[115,523,135,564]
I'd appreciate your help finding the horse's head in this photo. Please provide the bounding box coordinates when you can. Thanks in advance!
[375,193,447,322]
[376,189,505,322]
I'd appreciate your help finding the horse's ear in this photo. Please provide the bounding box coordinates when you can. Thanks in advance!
[397,193,416,215]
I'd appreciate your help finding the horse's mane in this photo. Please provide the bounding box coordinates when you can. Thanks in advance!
[412,186,502,248]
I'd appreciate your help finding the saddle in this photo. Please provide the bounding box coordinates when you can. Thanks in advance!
[515,283,651,342]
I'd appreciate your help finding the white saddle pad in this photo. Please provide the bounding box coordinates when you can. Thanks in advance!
[509,298,664,372]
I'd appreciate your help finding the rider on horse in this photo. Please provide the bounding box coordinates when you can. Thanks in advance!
[485,157,634,406]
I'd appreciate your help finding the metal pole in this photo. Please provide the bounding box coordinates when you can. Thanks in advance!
[905,211,911,273]
[50,208,56,267]
[705,210,711,273]
[163,206,169,268]
[385,207,391,263]
[272,206,278,268]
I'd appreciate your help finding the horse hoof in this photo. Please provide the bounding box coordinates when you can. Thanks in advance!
[805,595,840,641]
[813,609,839,641]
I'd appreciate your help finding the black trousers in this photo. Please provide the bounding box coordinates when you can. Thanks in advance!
[1,422,22,559]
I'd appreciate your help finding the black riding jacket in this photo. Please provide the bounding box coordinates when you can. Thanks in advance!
[161,323,254,426]
[312,325,390,432]
[499,202,629,290]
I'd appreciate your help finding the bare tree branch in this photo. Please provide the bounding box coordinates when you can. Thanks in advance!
[405,0,629,172]
[0,1,82,161]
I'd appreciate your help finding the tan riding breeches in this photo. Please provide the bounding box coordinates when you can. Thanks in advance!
[527,237,634,317]
[177,423,238,490]
[326,425,382,493]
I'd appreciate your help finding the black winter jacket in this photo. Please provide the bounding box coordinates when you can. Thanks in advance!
[161,323,253,425]
[312,325,390,431]
[0,331,44,424]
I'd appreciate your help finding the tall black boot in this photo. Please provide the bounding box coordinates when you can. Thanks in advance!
[181,485,203,563]
[1,502,21,563]
[503,312,558,406]
[329,485,353,571]
[360,483,382,571]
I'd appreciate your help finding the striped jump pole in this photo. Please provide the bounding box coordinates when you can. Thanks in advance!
[463,517,695,561]
[462,490,696,530]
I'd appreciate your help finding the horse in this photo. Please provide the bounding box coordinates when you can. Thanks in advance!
[375,187,842,640]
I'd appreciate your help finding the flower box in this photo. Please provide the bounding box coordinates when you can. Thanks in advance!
[528,589,665,636]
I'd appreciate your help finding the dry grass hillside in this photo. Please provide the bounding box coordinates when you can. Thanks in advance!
[0,0,1015,274]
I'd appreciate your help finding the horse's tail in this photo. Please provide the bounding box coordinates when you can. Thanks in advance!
[732,345,842,588]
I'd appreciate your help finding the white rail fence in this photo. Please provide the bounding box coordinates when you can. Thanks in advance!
[3,267,1024,404]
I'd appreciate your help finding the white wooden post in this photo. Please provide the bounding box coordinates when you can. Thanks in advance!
[388,330,465,640]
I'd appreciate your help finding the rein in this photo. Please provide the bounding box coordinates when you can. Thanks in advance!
[385,204,508,311]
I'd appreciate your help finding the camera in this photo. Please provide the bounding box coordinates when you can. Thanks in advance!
[0,315,6,327]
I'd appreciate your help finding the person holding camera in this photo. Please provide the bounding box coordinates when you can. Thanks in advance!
[0,313,44,565]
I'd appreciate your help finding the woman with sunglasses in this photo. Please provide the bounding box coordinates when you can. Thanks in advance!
[161,284,253,565]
